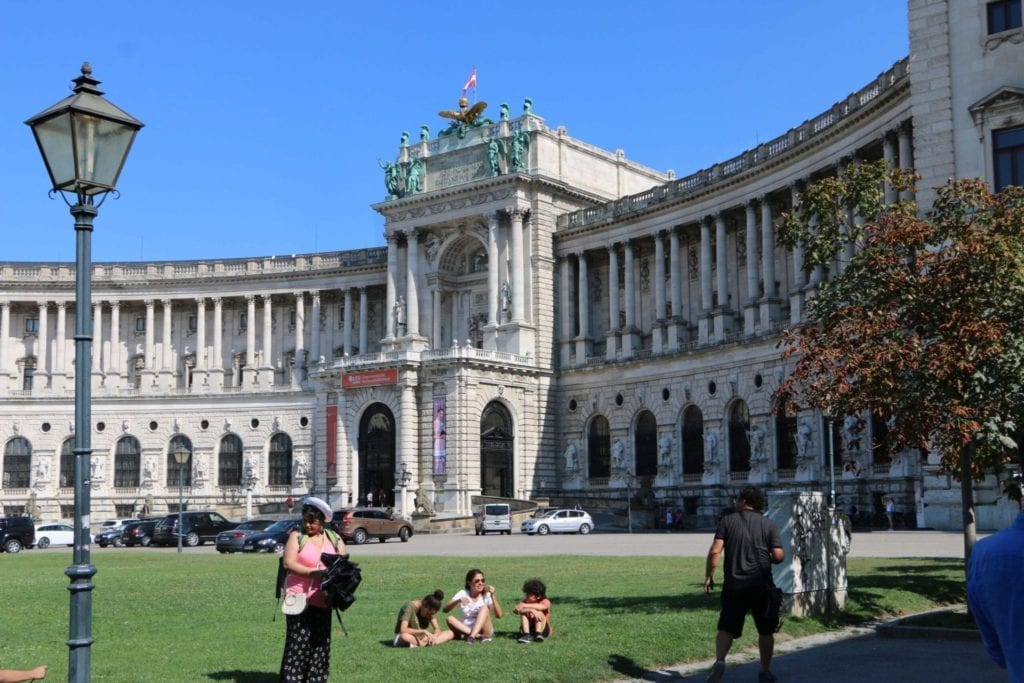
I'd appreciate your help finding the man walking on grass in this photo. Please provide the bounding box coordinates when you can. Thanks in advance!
[703,485,785,683]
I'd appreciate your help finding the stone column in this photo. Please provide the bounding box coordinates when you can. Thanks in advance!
[0,302,9,391]
[211,297,224,388]
[36,301,49,387]
[342,288,354,356]
[53,301,67,391]
[359,288,368,354]
[293,292,305,386]
[161,299,173,390]
[195,298,206,371]
[262,294,274,379]
[790,185,806,325]
[575,250,590,363]
[560,255,573,366]
[653,232,666,353]
[882,132,897,204]
[743,201,759,335]
[606,245,619,361]
[487,214,499,328]
[311,291,322,364]
[385,234,398,339]
[713,214,733,341]
[699,218,713,343]
[245,295,256,385]
[108,301,120,385]
[760,197,780,329]
[668,229,682,351]
[623,241,640,357]
[92,301,104,390]
[143,299,156,388]
[406,229,420,338]
[431,286,442,347]
[898,123,914,202]
[510,209,526,322]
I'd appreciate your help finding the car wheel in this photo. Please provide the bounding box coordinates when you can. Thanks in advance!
[218,549,227,554]
[38,537,51,549]
[3,538,23,553]
[185,532,200,547]
[578,523,591,535]
[98,541,107,548]
[114,538,125,548]
[274,542,285,553]
[352,528,368,545]
[537,524,550,536]
[141,536,152,546]
[399,527,411,542]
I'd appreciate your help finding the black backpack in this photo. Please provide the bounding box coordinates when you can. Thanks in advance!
[318,553,362,612]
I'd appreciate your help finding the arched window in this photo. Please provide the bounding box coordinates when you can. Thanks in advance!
[166,435,193,487]
[114,436,141,488]
[682,406,704,476]
[775,398,798,472]
[60,438,75,488]
[635,411,658,476]
[728,401,751,473]
[219,434,243,486]
[588,415,611,479]
[2,437,31,488]
[269,433,292,486]
[871,415,891,467]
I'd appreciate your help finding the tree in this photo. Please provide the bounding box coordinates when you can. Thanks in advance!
[776,160,1024,568]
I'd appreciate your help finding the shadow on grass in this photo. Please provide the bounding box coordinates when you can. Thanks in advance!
[607,654,679,681]
[206,670,278,682]
[560,592,715,614]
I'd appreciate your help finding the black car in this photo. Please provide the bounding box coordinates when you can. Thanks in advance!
[241,519,300,553]
[121,519,160,547]
[152,511,238,547]
[215,518,277,553]
[0,517,35,553]
[94,525,126,547]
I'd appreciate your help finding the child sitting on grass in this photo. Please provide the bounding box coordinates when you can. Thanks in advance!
[514,578,552,643]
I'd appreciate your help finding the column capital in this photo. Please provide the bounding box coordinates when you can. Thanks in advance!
[404,227,420,241]
[211,296,222,305]
[144,299,155,308]
[108,300,120,310]
[56,300,68,310]
[245,294,256,304]
[194,296,205,306]
[37,300,49,309]
[160,298,171,306]
[311,291,321,303]
[293,291,305,300]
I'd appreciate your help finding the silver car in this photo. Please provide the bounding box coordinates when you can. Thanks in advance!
[521,508,594,536]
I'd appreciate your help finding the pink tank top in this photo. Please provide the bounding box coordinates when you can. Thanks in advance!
[283,533,338,608]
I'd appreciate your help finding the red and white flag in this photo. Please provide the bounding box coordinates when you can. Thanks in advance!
[462,68,477,93]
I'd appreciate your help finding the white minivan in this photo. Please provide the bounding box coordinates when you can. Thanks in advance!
[475,503,512,535]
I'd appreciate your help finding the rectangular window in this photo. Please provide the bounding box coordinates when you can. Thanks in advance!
[25,318,39,334]
[988,0,1023,34]
[60,504,75,519]
[22,367,34,392]
[135,317,146,332]
[994,126,1024,192]
[188,315,197,331]
[239,312,248,330]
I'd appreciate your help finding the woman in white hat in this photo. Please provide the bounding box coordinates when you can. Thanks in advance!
[279,496,347,683]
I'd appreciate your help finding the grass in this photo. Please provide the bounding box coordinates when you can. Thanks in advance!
[898,609,978,630]
[0,552,965,682]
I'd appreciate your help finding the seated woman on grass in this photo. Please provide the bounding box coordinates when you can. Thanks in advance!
[514,578,552,643]
[394,589,454,647]
[443,568,503,643]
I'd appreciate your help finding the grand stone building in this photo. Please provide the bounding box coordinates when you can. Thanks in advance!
[2,0,1023,529]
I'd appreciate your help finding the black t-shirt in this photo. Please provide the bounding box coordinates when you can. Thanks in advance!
[714,509,782,590]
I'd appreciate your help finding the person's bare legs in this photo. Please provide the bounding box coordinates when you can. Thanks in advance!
[470,606,491,638]
[758,633,774,671]
[714,630,734,660]
[446,615,471,639]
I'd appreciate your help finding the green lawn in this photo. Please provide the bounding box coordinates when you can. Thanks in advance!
[0,552,966,682]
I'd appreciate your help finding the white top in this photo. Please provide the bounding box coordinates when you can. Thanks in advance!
[451,588,493,627]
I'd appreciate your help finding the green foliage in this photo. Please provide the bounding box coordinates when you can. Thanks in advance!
[777,165,1024,485]
[0,552,964,682]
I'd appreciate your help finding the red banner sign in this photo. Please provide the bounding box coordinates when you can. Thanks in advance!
[342,368,398,388]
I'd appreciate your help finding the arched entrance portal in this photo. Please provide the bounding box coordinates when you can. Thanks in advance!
[358,404,396,508]
[480,402,513,498]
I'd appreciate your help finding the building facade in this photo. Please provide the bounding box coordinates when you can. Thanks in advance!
[2,0,1023,529]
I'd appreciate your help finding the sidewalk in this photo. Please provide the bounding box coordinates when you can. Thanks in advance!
[613,624,1004,682]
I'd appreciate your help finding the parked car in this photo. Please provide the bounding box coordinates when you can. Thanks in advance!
[474,503,512,535]
[94,525,126,547]
[241,519,301,553]
[152,511,238,547]
[0,516,35,553]
[121,519,160,547]
[521,508,594,536]
[216,519,278,553]
[34,523,79,548]
[332,508,413,545]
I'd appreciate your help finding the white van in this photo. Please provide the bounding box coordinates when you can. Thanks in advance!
[475,503,512,535]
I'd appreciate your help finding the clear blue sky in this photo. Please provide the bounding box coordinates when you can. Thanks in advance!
[1,2,908,263]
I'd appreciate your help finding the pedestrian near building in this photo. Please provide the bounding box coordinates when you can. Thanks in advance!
[967,487,1024,682]
[703,485,785,683]
[666,509,673,533]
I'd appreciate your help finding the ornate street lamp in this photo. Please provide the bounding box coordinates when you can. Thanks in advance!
[25,63,142,683]
[172,442,190,554]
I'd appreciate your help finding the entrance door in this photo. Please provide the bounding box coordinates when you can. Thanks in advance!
[358,404,396,508]
[480,402,513,498]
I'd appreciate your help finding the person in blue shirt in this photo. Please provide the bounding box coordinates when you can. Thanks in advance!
[967,489,1024,683]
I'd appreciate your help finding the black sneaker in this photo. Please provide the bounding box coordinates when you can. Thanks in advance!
[533,634,545,642]
[517,634,533,644]
[706,659,725,683]
[757,671,777,683]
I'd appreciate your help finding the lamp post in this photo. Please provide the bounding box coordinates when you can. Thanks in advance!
[172,443,190,554]
[25,63,142,683]
[398,464,412,517]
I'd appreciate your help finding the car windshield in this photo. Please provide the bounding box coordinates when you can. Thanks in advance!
[265,519,299,533]
[237,520,272,531]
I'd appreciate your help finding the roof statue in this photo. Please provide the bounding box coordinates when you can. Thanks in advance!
[438,96,492,139]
